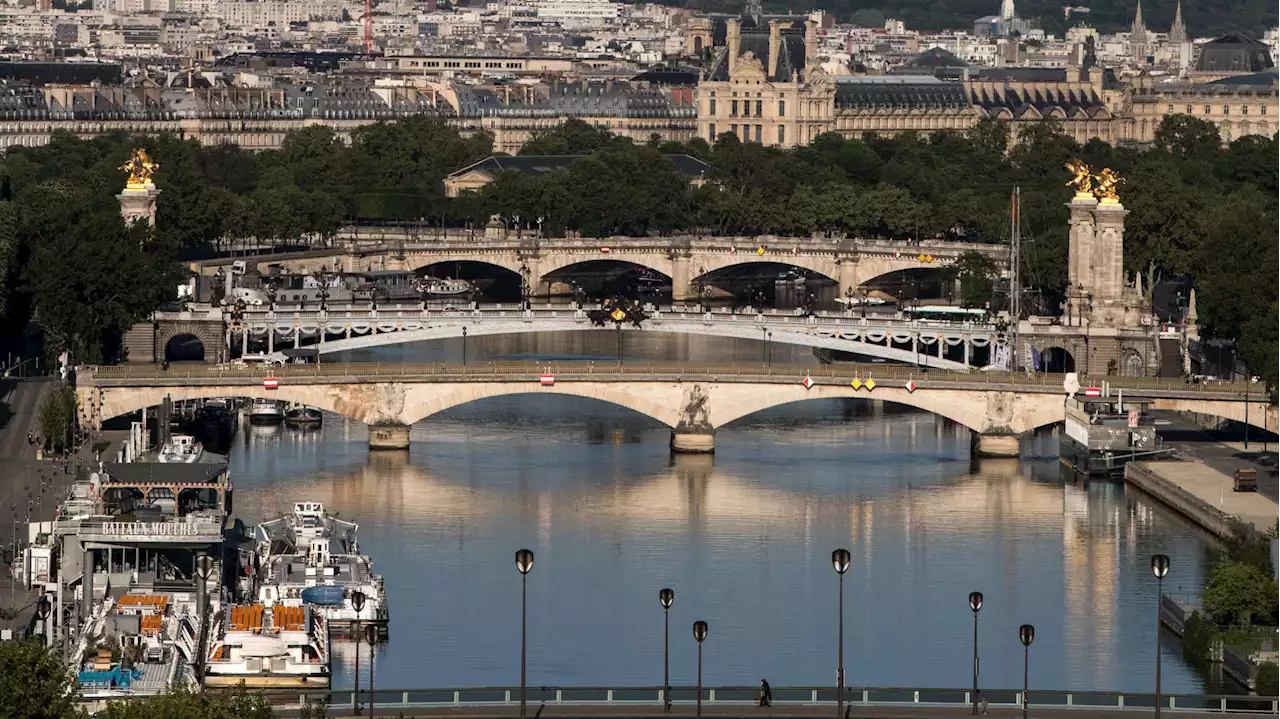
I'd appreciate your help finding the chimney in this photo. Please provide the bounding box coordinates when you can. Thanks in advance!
[804,19,817,71]
[726,19,740,76]
[768,20,780,78]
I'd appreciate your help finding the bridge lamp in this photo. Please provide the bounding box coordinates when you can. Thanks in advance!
[831,549,851,719]
[35,595,52,649]
[1018,624,1034,719]
[1151,554,1170,719]
[515,549,535,719]
[692,620,709,718]
[364,624,379,719]
[660,588,675,712]
[351,589,367,716]
[968,592,983,715]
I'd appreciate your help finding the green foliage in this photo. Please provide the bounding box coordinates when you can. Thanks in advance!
[1259,662,1279,698]
[942,251,1001,308]
[38,382,78,453]
[97,687,276,719]
[1203,560,1279,626]
[1181,610,1217,660]
[0,639,83,719]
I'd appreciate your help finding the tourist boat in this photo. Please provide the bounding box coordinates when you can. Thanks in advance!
[247,398,283,424]
[283,405,323,426]
[254,501,388,638]
[1060,395,1174,477]
[417,277,473,296]
[204,604,330,687]
[157,434,204,463]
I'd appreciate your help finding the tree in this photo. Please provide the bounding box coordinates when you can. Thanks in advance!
[38,382,78,452]
[518,118,628,156]
[1203,560,1279,626]
[943,251,1001,308]
[98,688,276,719]
[0,640,82,719]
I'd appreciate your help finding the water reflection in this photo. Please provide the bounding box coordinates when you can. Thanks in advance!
[226,397,1209,695]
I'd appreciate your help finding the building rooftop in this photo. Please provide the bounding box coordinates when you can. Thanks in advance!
[1195,33,1275,74]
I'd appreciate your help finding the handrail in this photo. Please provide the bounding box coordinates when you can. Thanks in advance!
[188,685,1278,714]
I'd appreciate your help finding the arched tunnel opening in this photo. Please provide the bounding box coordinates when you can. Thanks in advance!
[414,261,523,303]
[541,260,671,303]
[862,267,962,308]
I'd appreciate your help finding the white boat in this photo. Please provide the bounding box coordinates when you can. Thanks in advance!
[283,405,323,426]
[204,604,329,687]
[248,398,283,424]
[254,502,388,637]
[157,434,203,463]
[416,277,472,296]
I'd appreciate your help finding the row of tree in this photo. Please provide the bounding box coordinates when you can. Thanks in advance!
[0,115,1274,385]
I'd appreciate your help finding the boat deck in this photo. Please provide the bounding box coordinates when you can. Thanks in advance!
[265,553,373,586]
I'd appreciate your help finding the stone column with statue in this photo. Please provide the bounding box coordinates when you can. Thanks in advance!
[1063,160,1097,326]
[117,148,161,226]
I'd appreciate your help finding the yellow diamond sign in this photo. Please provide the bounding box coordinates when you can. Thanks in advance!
[610,308,627,322]
[850,378,862,390]
[757,246,766,255]
[918,254,926,262]
[865,378,876,391]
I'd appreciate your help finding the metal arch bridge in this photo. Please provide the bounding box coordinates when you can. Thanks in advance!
[233,304,998,370]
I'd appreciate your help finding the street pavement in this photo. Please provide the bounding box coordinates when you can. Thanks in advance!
[272,705,1276,719]
[1152,410,1279,504]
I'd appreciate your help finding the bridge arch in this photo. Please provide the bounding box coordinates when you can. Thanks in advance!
[92,386,370,427]
[402,384,680,427]
[536,253,674,283]
[691,253,839,284]
[164,333,206,363]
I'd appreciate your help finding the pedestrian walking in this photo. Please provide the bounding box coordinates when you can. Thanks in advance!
[758,679,772,707]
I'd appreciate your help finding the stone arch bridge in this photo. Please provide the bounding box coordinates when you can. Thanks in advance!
[195,232,1005,300]
[77,362,1273,457]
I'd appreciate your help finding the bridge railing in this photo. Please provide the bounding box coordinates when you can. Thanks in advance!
[82,361,1258,396]
[219,685,1278,714]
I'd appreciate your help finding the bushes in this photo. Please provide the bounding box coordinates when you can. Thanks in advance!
[1258,663,1279,698]
[1203,560,1280,626]
[37,382,78,453]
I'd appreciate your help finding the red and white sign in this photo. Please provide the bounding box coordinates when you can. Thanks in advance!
[905,380,917,393]
[802,375,814,389]
[539,374,555,386]
[599,246,611,253]
[263,377,279,390]
[1084,387,1102,397]
[1127,410,1140,428]
[792,247,799,255]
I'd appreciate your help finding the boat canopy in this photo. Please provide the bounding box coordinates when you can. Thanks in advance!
[301,585,347,606]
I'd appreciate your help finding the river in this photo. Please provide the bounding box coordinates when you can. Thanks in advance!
[222,332,1212,695]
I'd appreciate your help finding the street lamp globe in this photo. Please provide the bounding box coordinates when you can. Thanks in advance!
[1151,554,1170,579]
[831,548,851,575]
[692,620,708,643]
[515,549,535,575]
[659,588,674,609]
[969,591,984,613]
[1019,624,1035,647]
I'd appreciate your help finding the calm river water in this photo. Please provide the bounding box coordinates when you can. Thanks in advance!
[223,333,1212,694]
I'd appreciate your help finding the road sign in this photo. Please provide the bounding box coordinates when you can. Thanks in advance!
[905,380,917,393]
[263,377,279,390]
[1084,387,1102,397]
[865,379,876,391]
[599,246,611,253]
[850,378,862,390]
[539,374,554,386]
[802,375,814,389]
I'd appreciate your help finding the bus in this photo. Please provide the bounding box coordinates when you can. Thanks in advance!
[902,306,991,324]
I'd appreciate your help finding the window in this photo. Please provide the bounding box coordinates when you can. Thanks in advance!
[777,125,785,144]
[755,100,762,117]
[731,100,738,117]
[1166,104,1173,113]
[1223,105,1230,115]
[709,123,716,141]
[1203,105,1211,114]
[709,99,716,116]
[730,123,737,135]
[755,125,762,142]
[779,100,786,117]
[1185,104,1192,114]
[1242,105,1248,115]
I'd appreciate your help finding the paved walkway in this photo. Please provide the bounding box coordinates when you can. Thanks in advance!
[273,705,1275,719]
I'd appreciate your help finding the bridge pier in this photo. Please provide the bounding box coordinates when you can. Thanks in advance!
[368,423,411,451]
[971,432,1021,458]
[670,430,715,454]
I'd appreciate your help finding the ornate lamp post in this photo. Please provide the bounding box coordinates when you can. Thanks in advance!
[35,595,51,650]
[969,592,983,715]
[351,590,366,715]
[660,588,675,712]
[693,620,708,718]
[1152,554,1170,719]
[364,624,379,719]
[516,549,535,719]
[1019,624,1035,719]
[832,549,851,719]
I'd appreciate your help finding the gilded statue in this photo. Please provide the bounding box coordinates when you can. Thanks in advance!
[120,148,158,188]
[1064,159,1093,197]
[1093,168,1123,203]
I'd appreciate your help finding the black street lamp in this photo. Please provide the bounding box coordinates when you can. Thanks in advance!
[1019,624,1035,719]
[516,549,535,719]
[969,592,983,715]
[660,588,675,712]
[692,620,708,718]
[1152,554,1170,719]
[364,624,379,719]
[351,590,366,716]
[462,326,468,366]
[831,549,851,719]
[35,595,51,650]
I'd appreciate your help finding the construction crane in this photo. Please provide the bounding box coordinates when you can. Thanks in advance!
[363,0,373,54]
